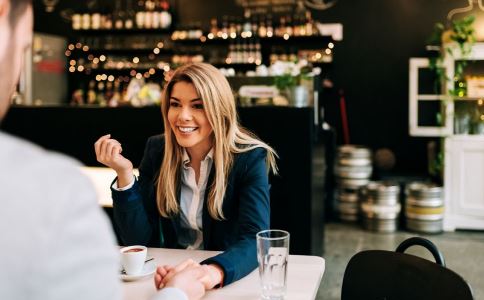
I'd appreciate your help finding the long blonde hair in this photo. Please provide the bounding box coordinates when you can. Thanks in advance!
[157,63,278,220]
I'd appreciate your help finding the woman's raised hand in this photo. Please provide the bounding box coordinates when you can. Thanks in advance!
[94,134,134,186]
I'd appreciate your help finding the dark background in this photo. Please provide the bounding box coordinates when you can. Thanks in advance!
[32,0,477,176]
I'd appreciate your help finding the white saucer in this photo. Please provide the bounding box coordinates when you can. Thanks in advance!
[120,260,156,282]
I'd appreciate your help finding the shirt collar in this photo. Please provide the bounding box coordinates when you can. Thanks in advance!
[182,148,214,169]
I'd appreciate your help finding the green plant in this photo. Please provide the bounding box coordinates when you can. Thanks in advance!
[426,16,476,182]
[271,61,312,91]
[428,16,477,95]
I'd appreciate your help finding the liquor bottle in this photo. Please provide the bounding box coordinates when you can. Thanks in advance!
[227,43,235,63]
[113,0,125,30]
[294,0,306,36]
[152,0,160,29]
[97,81,107,106]
[87,80,97,104]
[251,15,258,38]
[209,18,218,39]
[160,0,172,29]
[276,16,285,37]
[110,79,122,107]
[105,81,114,104]
[72,13,81,30]
[242,9,251,38]
[286,16,293,37]
[305,10,315,36]
[221,16,229,39]
[91,12,101,30]
[255,41,262,65]
[229,16,237,39]
[258,15,267,38]
[81,12,91,30]
[125,0,135,29]
[102,3,113,30]
[248,39,255,63]
[136,0,145,29]
[266,15,274,38]
[144,0,154,29]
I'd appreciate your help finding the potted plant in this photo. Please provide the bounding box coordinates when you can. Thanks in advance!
[271,60,316,107]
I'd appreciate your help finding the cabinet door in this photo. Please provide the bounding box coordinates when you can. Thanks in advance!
[445,136,484,218]
[409,58,453,136]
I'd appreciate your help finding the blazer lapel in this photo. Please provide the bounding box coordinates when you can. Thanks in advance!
[202,167,215,249]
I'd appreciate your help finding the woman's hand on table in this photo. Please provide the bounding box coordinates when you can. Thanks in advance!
[155,259,224,291]
[155,265,207,300]
[94,134,134,187]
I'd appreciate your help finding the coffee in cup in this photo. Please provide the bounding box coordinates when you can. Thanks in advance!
[120,245,147,275]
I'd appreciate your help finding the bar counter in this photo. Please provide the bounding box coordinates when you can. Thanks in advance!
[2,105,324,255]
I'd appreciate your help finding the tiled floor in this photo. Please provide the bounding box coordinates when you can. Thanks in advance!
[316,222,484,300]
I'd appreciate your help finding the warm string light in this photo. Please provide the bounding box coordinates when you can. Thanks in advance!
[64,39,169,79]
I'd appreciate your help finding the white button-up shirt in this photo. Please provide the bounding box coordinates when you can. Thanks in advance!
[177,148,213,249]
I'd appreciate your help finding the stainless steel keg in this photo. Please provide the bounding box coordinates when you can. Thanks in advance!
[360,181,401,232]
[334,145,373,222]
[405,182,444,233]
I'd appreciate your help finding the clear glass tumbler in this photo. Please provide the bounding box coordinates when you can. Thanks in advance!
[256,229,290,300]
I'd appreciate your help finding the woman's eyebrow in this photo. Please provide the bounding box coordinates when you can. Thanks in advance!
[170,96,201,102]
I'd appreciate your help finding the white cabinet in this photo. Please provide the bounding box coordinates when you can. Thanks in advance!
[409,43,484,231]
[444,136,484,231]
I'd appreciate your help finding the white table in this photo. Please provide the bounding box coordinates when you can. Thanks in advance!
[80,166,139,208]
[123,248,325,300]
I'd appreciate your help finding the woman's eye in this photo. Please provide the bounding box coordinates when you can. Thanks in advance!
[170,102,180,107]
[193,103,204,109]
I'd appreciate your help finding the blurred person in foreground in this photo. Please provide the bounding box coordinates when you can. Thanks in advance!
[0,1,205,299]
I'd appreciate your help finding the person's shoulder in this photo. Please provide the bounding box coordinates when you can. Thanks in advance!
[0,132,81,170]
[233,146,268,170]
[236,146,267,159]
[145,134,165,158]
[147,134,165,144]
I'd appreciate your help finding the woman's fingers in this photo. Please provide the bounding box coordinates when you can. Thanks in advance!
[95,136,122,165]
[161,259,198,285]
[154,273,162,290]
[105,140,121,160]
[94,134,110,159]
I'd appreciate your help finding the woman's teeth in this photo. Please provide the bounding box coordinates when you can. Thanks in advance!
[179,127,197,133]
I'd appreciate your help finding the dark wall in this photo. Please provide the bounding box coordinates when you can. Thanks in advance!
[33,0,470,175]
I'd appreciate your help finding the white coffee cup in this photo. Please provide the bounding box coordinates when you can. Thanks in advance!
[120,245,147,275]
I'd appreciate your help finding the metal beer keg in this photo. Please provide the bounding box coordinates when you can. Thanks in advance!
[334,145,372,222]
[360,181,401,232]
[405,182,444,233]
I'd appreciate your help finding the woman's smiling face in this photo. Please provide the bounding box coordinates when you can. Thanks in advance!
[168,81,214,158]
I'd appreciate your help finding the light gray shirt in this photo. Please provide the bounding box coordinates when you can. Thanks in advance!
[0,132,121,300]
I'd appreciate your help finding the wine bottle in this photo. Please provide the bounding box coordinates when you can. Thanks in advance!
[125,0,135,29]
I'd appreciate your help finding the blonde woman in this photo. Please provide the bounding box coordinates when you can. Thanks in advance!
[95,63,277,290]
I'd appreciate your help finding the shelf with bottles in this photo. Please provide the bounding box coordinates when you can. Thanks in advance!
[70,73,163,107]
[71,0,173,33]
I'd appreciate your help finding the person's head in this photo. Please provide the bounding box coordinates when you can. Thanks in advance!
[0,0,33,120]
[158,63,278,219]
[162,63,235,159]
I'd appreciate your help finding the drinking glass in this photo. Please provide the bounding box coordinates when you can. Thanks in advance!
[257,229,290,300]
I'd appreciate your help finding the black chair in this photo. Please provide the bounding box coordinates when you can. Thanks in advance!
[341,237,474,300]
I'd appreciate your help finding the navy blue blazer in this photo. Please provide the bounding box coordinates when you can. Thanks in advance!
[111,134,271,285]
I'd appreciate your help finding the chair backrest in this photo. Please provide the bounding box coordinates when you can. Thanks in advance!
[341,237,474,300]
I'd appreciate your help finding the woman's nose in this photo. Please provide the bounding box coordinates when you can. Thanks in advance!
[178,106,192,121]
